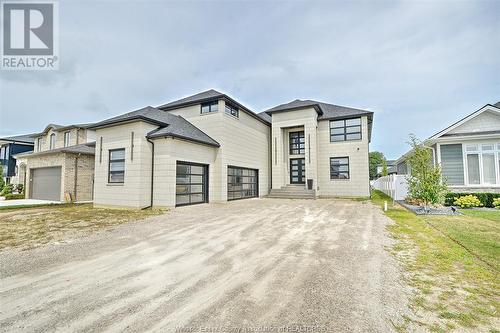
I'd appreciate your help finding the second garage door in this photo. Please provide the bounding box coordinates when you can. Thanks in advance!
[227,166,258,200]
[30,167,62,201]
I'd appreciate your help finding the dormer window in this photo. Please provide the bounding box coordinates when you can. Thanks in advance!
[49,133,56,149]
[201,101,218,114]
[64,131,71,147]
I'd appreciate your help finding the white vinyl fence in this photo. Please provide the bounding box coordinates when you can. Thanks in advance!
[371,174,409,200]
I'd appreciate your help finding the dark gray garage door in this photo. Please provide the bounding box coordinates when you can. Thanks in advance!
[176,161,208,207]
[227,166,258,200]
[30,167,62,201]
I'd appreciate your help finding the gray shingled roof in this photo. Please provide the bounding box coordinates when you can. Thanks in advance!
[158,89,270,125]
[264,99,373,120]
[0,133,36,144]
[89,106,220,147]
[494,101,500,108]
[159,89,224,109]
[15,142,95,158]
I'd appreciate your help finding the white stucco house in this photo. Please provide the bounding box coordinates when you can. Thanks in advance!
[88,89,373,208]
[396,102,500,193]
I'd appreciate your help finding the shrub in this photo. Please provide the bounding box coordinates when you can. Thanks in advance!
[445,192,500,208]
[453,195,483,208]
[15,184,23,193]
[4,193,25,200]
[0,165,4,189]
[493,198,500,209]
[0,184,14,196]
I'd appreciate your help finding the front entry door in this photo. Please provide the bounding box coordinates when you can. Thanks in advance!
[290,158,305,184]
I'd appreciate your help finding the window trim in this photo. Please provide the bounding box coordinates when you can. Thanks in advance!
[462,142,500,186]
[289,131,305,155]
[49,133,56,150]
[108,148,125,184]
[64,131,71,147]
[330,156,350,180]
[224,103,239,118]
[329,118,362,142]
[200,101,219,114]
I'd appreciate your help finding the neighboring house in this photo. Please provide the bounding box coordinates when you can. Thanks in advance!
[396,102,500,193]
[375,159,396,178]
[90,89,373,209]
[13,124,96,201]
[0,134,36,184]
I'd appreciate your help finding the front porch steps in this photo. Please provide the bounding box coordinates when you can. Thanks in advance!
[267,185,316,199]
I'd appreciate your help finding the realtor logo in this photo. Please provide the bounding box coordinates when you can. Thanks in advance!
[1,1,59,70]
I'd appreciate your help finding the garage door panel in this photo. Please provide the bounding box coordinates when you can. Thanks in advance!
[175,162,208,207]
[31,167,62,201]
[227,166,258,201]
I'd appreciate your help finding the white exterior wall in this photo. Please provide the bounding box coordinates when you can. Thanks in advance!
[152,138,218,207]
[271,108,318,189]
[93,121,157,208]
[317,116,370,197]
[166,101,271,200]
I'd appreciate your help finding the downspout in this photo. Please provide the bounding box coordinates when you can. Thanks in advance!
[74,153,80,202]
[144,137,155,209]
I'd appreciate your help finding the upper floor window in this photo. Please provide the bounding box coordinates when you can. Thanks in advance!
[201,101,218,114]
[289,131,305,155]
[330,118,361,142]
[37,138,42,151]
[108,149,125,183]
[49,133,56,149]
[64,131,71,147]
[224,103,239,117]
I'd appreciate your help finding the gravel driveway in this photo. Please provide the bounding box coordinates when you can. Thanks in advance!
[0,198,411,332]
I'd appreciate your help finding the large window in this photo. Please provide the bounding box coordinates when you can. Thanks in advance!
[289,131,305,155]
[108,149,125,183]
[201,101,218,114]
[225,103,239,117]
[228,166,258,200]
[330,118,361,142]
[64,131,71,147]
[176,162,208,206]
[465,143,499,185]
[330,157,350,179]
[49,133,56,149]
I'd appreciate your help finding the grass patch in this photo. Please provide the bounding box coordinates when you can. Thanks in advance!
[461,209,500,223]
[0,204,165,250]
[371,190,500,332]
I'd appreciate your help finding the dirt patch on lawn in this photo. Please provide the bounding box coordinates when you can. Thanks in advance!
[0,204,165,251]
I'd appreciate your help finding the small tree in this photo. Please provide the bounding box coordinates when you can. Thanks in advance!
[406,134,448,209]
[381,159,388,176]
[369,151,385,179]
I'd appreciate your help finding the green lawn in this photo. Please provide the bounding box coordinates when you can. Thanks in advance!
[0,204,165,250]
[371,191,500,332]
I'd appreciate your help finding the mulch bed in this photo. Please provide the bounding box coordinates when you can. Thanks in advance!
[396,200,462,216]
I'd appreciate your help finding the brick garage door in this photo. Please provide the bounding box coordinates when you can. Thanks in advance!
[30,167,62,201]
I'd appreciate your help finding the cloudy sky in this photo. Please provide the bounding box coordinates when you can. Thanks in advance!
[1,0,499,158]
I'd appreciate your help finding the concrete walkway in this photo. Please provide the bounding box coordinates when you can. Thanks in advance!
[0,198,61,207]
